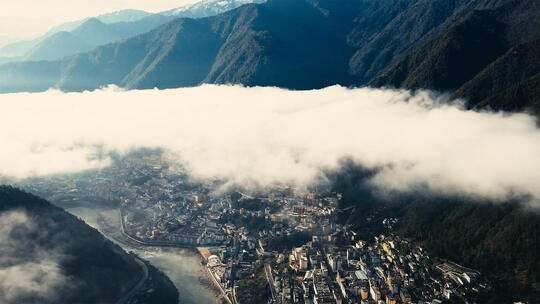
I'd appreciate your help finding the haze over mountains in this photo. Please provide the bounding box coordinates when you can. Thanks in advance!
[0,0,264,60]
[0,0,538,116]
[0,10,153,58]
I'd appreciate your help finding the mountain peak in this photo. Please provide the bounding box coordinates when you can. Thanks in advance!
[161,0,265,18]
[80,17,106,27]
[96,9,152,24]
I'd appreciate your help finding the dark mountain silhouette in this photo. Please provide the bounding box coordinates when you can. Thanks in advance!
[371,0,540,112]
[347,0,477,84]
[452,38,540,115]
[0,186,178,304]
[369,10,509,91]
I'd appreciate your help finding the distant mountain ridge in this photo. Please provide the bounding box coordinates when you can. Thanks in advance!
[44,9,153,35]
[0,0,263,60]
[0,9,153,58]
[0,0,538,115]
[0,0,362,92]
[162,0,265,18]
[22,16,174,61]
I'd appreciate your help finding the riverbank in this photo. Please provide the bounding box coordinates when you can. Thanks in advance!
[64,205,217,304]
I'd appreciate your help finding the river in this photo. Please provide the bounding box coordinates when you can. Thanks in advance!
[64,206,217,304]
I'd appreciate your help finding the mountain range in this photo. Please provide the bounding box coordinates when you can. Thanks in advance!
[0,9,153,59]
[0,0,538,115]
[161,0,265,18]
[0,0,264,62]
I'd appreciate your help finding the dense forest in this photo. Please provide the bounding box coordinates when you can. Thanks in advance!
[131,262,179,304]
[396,200,539,303]
[236,262,272,304]
[330,165,540,303]
[0,0,538,116]
[0,185,178,304]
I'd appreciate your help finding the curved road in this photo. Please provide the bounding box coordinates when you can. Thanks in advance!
[116,257,149,304]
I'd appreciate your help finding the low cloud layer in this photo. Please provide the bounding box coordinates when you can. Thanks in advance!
[0,211,68,303]
[1,85,540,205]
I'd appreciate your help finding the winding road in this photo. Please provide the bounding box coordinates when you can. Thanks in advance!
[116,257,149,304]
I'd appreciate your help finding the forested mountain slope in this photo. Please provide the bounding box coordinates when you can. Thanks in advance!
[0,0,538,114]
[0,186,178,304]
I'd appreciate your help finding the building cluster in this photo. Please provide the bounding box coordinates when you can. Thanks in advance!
[199,191,341,304]
[13,154,488,304]
[265,227,486,304]
[122,193,233,246]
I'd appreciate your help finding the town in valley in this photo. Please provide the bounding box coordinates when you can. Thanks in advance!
[11,153,489,304]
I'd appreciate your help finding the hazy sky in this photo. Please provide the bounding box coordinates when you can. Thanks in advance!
[0,0,199,42]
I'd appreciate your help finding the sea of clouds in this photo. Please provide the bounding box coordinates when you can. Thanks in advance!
[1,85,539,205]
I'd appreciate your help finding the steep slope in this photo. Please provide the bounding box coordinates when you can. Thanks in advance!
[122,18,226,89]
[348,0,478,83]
[56,16,227,91]
[43,9,153,35]
[23,16,175,63]
[349,0,539,84]
[1,0,362,92]
[0,0,538,112]
[331,166,540,303]
[370,10,508,91]
[70,18,126,47]
[0,39,39,57]
[0,0,262,61]
[396,200,540,303]
[204,0,360,88]
[24,31,91,61]
[70,0,363,90]
[371,0,540,112]
[472,73,540,116]
[0,11,151,58]
[452,38,540,114]
[0,186,178,303]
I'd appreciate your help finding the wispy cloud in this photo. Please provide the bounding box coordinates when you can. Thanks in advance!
[0,211,70,303]
[1,85,540,205]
